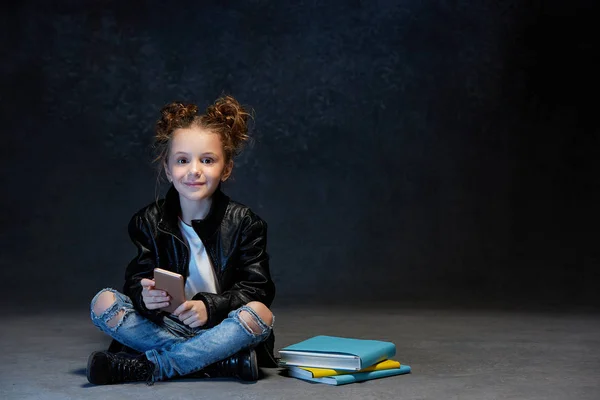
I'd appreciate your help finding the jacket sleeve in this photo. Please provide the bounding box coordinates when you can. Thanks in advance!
[193,213,276,327]
[123,213,162,320]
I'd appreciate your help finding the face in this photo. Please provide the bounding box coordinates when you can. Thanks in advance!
[164,126,232,206]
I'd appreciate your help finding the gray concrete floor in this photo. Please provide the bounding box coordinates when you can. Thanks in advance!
[1,306,599,400]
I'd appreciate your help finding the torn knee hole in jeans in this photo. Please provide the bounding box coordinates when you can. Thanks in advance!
[106,309,126,329]
[238,310,264,335]
[94,301,127,330]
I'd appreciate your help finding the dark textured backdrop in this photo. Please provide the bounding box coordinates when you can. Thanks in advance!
[1,1,598,311]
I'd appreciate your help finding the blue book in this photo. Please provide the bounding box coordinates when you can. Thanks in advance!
[278,335,396,371]
[288,365,412,385]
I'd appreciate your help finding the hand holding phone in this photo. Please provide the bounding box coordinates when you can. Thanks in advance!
[173,300,208,328]
[141,278,171,310]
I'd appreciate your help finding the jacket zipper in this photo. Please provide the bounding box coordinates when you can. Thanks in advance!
[157,223,189,275]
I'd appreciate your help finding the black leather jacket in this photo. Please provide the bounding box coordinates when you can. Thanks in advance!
[110,185,277,366]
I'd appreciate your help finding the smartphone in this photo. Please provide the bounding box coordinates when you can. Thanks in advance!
[153,268,185,314]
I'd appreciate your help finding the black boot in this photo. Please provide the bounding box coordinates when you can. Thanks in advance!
[194,349,259,381]
[87,351,154,385]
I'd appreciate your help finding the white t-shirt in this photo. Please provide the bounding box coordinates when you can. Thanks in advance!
[178,219,219,299]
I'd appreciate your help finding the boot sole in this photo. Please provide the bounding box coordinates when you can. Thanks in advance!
[248,349,259,381]
[87,351,110,385]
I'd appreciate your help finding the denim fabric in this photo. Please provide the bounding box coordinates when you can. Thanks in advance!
[90,288,273,381]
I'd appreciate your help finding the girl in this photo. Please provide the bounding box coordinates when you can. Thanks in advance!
[87,96,276,385]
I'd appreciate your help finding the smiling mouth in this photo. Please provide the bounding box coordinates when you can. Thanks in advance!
[184,182,206,186]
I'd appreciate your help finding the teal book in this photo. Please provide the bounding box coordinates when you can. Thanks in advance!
[278,335,396,371]
[288,365,412,385]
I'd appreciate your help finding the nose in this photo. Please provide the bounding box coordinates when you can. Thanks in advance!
[189,160,201,176]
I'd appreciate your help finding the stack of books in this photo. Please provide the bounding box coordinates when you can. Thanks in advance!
[278,335,411,385]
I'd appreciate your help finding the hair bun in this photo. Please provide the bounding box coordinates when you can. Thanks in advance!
[206,96,248,127]
[160,102,198,123]
[155,102,199,144]
[204,95,250,153]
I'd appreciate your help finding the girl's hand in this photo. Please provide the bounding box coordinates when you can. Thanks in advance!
[173,301,208,328]
[141,278,171,310]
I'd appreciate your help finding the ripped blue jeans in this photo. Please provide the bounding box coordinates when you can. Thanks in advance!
[90,288,273,381]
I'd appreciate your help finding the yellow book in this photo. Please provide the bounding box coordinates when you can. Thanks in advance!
[287,359,401,378]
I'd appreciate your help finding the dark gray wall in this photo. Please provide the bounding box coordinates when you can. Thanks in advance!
[1,1,598,311]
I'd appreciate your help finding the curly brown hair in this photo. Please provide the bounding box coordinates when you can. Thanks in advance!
[154,95,251,177]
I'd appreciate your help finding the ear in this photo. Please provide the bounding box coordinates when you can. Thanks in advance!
[221,160,234,182]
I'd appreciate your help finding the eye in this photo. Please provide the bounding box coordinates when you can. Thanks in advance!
[176,158,188,164]
[201,158,214,164]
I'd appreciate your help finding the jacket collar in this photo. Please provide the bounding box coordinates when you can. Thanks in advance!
[158,185,230,239]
